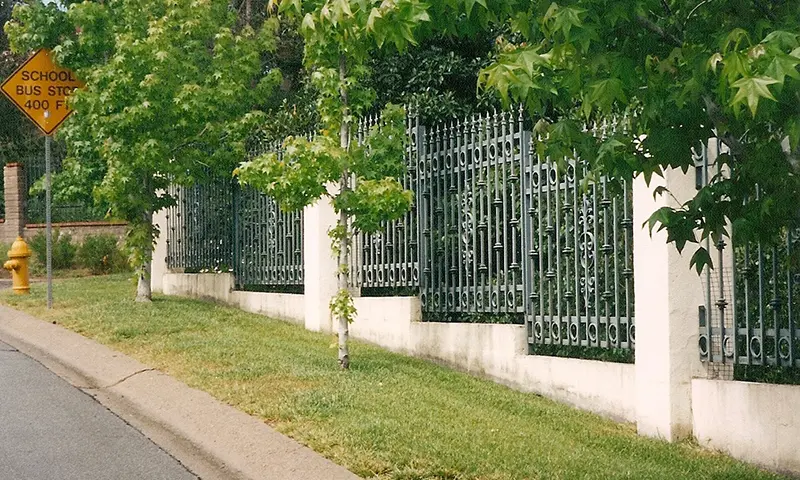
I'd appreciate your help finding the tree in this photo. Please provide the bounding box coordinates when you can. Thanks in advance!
[0,0,40,169]
[476,0,800,270]
[6,0,280,300]
[367,32,500,125]
[238,0,435,368]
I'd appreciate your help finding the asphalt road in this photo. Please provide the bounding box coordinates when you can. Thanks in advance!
[0,340,197,480]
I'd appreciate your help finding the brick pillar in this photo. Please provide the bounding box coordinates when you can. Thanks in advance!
[2,163,26,242]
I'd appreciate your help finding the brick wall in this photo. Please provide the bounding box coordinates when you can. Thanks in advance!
[1,163,26,243]
[24,221,128,244]
[1,163,128,245]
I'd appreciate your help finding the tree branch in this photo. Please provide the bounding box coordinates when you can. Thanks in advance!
[702,94,744,160]
[635,14,682,48]
[170,125,210,154]
[684,0,712,29]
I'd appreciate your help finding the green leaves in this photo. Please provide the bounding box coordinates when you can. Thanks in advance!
[472,0,800,276]
[543,3,585,42]
[731,76,779,117]
[237,134,343,211]
[329,288,357,324]
[689,247,712,275]
[336,178,413,232]
[350,104,407,180]
[764,54,800,84]
[238,103,412,232]
[587,78,626,113]
[462,0,487,18]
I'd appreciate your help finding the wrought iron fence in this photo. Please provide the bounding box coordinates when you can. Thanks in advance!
[699,139,800,368]
[21,140,105,223]
[352,112,421,293]
[25,200,103,224]
[166,110,636,352]
[166,141,305,291]
[416,111,526,321]
[352,108,634,348]
[166,179,235,272]
[524,121,635,350]
[234,140,304,291]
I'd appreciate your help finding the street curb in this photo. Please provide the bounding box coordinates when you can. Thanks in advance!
[0,304,361,480]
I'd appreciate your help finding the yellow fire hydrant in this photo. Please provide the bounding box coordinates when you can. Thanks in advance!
[4,237,31,295]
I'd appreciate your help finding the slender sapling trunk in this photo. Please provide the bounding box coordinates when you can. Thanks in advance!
[337,53,351,369]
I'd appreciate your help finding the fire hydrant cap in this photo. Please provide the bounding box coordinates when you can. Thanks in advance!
[8,237,31,259]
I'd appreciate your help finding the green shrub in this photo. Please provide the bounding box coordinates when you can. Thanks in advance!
[77,234,128,274]
[0,242,10,278]
[29,229,77,271]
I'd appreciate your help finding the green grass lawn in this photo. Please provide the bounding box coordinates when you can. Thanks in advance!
[0,275,786,480]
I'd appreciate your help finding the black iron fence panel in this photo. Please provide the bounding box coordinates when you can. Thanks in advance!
[417,110,526,317]
[22,140,105,223]
[233,182,304,290]
[166,140,304,290]
[523,145,635,349]
[352,112,421,292]
[166,179,234,272]
[699,139,800,368]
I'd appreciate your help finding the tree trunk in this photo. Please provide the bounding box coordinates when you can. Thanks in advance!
[136,259,152,303]
[135,208,154,303]
[337,53,351,369]
[244,0,252,28]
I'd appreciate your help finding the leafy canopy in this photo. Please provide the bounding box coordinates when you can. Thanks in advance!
[5,0,280,271]
[237,103,412,232]
[0,0,40,167]
[476,0,800,272]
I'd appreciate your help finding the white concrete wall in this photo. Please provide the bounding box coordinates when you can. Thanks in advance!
[350,296,636,422]
[162,273,304,325]
[692,379,800,475]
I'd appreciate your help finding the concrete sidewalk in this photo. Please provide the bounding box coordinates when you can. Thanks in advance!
[0,304,360,480]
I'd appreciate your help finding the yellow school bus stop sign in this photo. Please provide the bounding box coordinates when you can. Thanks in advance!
[1,49,84,135]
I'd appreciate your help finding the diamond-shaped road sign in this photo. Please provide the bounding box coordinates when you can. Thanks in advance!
[1,49,84,135]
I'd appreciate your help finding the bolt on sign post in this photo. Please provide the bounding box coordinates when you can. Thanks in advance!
[1,49,84,309]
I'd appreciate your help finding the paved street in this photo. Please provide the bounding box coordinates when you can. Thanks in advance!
[0,340,197,480]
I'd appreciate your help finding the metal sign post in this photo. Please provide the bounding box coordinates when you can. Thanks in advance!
[44,121,53,309]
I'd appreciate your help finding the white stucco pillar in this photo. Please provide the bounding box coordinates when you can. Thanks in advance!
[633,167,706,441]
[303,196,338,333]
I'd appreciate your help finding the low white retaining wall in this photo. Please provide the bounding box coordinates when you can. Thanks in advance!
[351,296,636,422]
[162,273,304,325]
[692,379,800,475]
